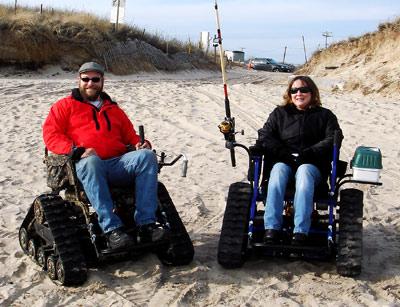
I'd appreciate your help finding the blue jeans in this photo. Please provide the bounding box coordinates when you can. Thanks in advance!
[75,150,158,233]
[264,162,322,234]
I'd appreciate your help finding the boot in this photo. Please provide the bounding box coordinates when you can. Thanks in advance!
[138,223,165,244]
[107,228,134,250]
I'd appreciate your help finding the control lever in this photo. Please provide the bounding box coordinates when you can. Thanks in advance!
[139,125,145,145]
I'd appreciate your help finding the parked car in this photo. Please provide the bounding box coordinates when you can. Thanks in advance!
[248,58,294,73]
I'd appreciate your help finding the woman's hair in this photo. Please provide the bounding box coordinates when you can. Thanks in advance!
[282,75,321,107]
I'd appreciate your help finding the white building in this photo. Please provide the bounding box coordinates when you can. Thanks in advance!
[225,50,245,63]
[200,31,210,54]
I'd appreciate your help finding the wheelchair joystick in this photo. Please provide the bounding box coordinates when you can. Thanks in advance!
[139,125,145,145]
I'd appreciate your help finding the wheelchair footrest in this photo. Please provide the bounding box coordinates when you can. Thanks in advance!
[252,241,333,259]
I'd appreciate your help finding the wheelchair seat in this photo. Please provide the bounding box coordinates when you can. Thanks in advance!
[44,152,135,208]
[257,159,348,204]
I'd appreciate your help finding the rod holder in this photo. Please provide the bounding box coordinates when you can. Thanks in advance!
[181,154,188,177]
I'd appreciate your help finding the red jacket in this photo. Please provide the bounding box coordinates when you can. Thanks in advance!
[43,89,141,159]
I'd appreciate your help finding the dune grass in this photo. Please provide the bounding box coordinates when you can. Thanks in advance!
[0,4,205,72]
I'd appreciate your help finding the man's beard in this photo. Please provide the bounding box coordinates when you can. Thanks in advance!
[79,86,102,101]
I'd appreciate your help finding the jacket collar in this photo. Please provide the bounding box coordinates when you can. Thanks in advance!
[71,88,117,105]
[285,103,320,114]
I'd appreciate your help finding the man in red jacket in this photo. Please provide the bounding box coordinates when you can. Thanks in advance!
[43,62,164,250]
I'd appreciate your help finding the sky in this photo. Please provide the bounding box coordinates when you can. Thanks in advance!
[2,0,399,64]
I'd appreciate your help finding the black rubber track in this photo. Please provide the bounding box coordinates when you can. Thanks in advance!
[37,194,88,285]
[217,182,252,268]
[336,188,364,277]
[19,201,35,253]
[156,182,194,266]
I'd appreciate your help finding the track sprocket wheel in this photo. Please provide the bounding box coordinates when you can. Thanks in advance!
[37,247,47,269]
[27,239,38,261]
[47,256,57,280]
[19,227,29,254]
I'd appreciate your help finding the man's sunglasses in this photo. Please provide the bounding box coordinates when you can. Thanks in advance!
[80,77,102,83]
[290,86,311,94]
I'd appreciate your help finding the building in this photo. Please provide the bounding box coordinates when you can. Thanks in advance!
[225,50,245,63]
[200,31,210,54]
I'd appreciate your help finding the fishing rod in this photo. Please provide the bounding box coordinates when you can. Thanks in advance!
[214,0,238,167]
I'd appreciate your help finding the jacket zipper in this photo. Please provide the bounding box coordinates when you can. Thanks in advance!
[300,111,306,149]
[103,111,111,131]
[92,109,100,130]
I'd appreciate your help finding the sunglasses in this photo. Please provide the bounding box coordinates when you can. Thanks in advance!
[290,86,311,94]
[80,77,102,83]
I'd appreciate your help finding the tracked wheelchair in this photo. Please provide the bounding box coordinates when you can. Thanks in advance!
[19,127,194,286]
[217,131,382,277]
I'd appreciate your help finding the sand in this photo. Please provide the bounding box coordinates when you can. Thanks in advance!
[0,67,399,306]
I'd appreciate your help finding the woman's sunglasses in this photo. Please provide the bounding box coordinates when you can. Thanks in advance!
[80,77,102,83]
[290,86,311,94]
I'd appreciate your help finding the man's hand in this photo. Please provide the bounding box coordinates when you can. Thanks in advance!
[135,141,151,150]
[81,148,97,158]
[70,147,85,161]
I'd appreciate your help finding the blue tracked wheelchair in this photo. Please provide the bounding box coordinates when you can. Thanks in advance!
[217,130,382,276]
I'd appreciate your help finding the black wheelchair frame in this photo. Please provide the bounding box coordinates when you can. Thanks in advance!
[19,142,193,286]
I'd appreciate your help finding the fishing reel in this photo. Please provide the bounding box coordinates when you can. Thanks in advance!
[218,119,244,142]
[218,120,233,136]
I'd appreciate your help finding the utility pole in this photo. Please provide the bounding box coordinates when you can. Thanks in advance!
[111,0,125,31]
[213,34,218,63]
[282,46,287,64]
[115,0,120,31]
[302,35,307,63]
[322,31,332,48]
[14,0,17,14]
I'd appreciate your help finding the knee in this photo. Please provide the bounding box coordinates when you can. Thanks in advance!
[274,162,291,173]
[267,167,287,193]
[138,149,157,165]
[297,164,313,176]
[295,171,315,192]
[296,165,320,186]
[76,155,103,173]
[270,163,291,181]
[125,149,157,169]
[139,149,156,160]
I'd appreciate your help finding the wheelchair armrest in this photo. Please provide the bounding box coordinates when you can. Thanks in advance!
[336,160,348,178]
[44,152,77,191]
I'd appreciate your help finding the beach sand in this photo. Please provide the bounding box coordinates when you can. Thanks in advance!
[1,67,399,306]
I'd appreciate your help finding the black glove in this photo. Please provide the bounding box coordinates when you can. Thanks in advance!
[70,147,85,161]
[274,148,296,167]
[249,145,265,156]
[294,149,314,165]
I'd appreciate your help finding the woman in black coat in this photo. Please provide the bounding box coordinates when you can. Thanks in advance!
[255,75,342,245]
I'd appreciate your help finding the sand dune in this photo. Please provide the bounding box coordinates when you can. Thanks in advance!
[0,67,399,306]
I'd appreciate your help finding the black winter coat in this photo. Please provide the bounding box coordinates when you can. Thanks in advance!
[256,104,342,178]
